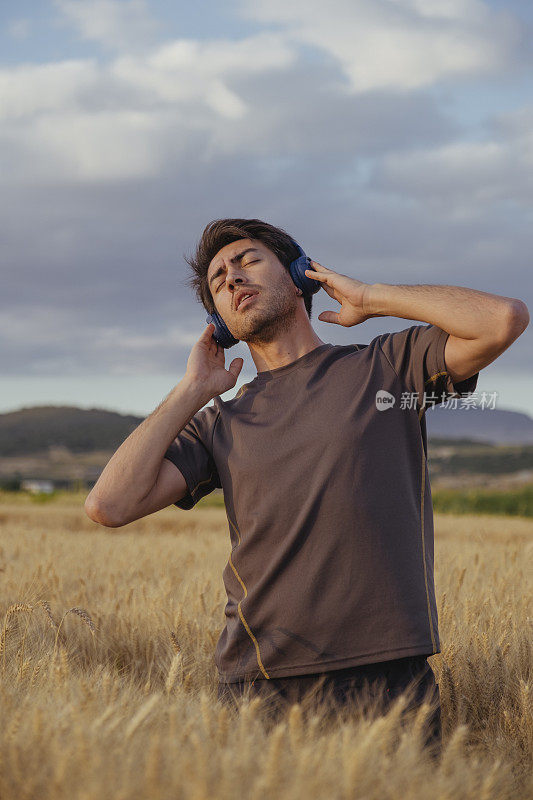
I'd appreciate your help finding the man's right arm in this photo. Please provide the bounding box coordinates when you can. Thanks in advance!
[84,321,244,527]
[84,379,213,527]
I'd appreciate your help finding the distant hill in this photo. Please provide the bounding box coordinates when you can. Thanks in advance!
[0,405,144,457]
[1,404,533,490]
[425,405,533,445]
[0,403,532,458]
[0,406,533,457]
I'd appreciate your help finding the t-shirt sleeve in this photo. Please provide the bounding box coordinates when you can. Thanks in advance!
[377,323,479,411]
[163,402,221,510]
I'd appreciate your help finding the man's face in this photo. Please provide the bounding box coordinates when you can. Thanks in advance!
[207,238,302,344]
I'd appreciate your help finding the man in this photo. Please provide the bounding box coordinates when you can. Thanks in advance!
[85,218,529,754]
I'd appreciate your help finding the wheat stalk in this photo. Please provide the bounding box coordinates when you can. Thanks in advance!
[440,663,457,731]
[288,703,304,751]
[66,607,96,633]
[36,600,59,630]
[165,653,183,694]
[1,604,34,670]
[20,600,61,667]
[53,606,96,657]
[125,695,160,740]
[263,721,287,791]
[30,657,45,688]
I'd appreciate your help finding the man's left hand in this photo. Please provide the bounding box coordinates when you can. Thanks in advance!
[305,261,374,327]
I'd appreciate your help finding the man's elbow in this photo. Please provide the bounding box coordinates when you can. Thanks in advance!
[497,299,529,345]
[84,494,123,528]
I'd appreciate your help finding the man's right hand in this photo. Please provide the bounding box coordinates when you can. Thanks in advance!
[184,323,244,399]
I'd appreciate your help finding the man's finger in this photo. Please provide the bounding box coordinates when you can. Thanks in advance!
[305,268,328,281]
[318,310,340,324]
[228,358,244,378]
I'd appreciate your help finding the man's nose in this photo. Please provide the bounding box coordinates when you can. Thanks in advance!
[227,273,246,289]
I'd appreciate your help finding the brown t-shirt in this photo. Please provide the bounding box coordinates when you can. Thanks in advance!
[164,324,479,683]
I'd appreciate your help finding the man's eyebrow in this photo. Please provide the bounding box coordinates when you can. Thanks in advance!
[208,248,260,287]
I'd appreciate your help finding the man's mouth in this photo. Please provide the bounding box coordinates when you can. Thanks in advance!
[236,292,258,311]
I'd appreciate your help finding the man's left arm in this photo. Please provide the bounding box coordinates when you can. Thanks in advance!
[365,283,530,383]
[303,261,530,381]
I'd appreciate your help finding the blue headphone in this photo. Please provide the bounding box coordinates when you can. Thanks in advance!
[205,238,322,348]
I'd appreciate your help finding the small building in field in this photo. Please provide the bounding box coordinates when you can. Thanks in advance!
[21,479,55,494]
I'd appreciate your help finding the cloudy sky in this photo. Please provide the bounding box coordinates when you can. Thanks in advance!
[2,0,532,418]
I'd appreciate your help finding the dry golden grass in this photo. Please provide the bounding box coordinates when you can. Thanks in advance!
[0,491,531,799]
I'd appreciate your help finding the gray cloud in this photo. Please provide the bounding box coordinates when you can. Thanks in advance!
[1,1,531,381]
[52,0,162,53]
[238,0,524,90]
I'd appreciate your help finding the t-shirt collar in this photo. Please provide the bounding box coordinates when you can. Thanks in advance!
[253,343,333,382]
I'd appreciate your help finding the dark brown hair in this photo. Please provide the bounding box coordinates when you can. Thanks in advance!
[182,218,313,319]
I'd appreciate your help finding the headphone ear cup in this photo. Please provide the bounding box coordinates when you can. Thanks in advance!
[206,312,239,349]
[288,240,322,297]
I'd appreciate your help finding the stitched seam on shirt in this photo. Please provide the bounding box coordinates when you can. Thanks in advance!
[377,337,423,415]
[424,326,453,402]
[196,404,222,499]
[211,404,221,454]
[419,443,437,654]
[421,370,447,419]
[420,371,449,419]
[236,384,250,399]
[425,370,448,385]
[189,472,215,497]
[227,514,270,679]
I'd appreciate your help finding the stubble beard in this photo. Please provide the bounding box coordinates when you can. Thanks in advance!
[232,282,300,345]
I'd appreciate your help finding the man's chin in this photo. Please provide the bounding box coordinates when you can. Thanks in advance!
[237,322,286,346]
[230,301,295,344]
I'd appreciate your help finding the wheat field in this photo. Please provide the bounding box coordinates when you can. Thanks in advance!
[0,491,532,800]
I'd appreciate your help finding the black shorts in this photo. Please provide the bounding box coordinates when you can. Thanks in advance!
[218,655,442,756]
